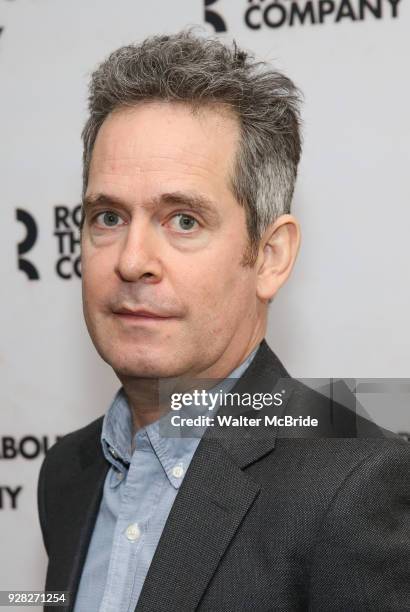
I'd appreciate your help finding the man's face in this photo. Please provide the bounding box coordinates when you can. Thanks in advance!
[81,101,265,380]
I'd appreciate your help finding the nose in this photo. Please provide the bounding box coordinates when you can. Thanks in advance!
[115,218,163,284]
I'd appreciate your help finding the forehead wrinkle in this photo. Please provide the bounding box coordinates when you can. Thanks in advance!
[89,160,233,205]
[92,114,239,179]
[91,152,221,175]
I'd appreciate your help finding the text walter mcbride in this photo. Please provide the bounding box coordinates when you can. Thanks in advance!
[171,415,319,427]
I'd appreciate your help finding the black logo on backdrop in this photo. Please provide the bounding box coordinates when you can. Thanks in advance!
[0,434,61,510]
[204,0,403,31]
[0,486,22,510]
[205,0,227,32]
[15,204,81,280]
[244,0,401,29]
[0,435,62,460]
[16,208,40,280]
[54,204,82,279]
[0,435,62,510]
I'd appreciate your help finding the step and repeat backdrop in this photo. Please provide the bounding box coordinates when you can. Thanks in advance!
[1,0,409,598]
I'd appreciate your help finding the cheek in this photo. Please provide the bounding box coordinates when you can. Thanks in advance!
[184,258,255,325]
[82,236,116,275]
[81,249,113,308]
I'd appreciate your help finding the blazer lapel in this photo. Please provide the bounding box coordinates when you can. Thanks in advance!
[136,340,287,611]
[135,438,260,612]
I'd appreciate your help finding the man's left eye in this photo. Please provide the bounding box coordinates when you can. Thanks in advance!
[170,214,198,232]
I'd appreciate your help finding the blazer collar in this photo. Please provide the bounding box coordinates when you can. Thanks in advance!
[207,339,290,467]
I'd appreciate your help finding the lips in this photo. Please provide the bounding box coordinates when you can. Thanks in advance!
[113,307,176,319]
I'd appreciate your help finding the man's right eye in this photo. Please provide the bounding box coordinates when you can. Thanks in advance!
[94,211,125,228]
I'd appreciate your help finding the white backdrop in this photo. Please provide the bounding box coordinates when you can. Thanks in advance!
[1,0,409,600]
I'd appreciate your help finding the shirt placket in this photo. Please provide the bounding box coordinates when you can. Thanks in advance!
[99,438,165,612]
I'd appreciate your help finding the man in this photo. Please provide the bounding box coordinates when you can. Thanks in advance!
[38,31,409,611]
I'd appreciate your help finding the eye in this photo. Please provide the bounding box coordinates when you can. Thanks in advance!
[169,214,199,232]
[95,211,124,228]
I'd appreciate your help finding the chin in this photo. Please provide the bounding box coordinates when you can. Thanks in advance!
[93,332,208,379]
[114,364,174,379]
[103,352,189,380]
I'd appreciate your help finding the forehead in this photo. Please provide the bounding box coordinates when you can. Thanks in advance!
[87,101,240,200]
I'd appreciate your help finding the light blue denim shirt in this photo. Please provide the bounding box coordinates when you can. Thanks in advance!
[74,347,258,612]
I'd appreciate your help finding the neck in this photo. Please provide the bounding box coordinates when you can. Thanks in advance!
[119,332,264,435]
[119,378,164,433]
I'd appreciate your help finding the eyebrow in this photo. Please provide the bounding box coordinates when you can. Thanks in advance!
[82,191,220,223]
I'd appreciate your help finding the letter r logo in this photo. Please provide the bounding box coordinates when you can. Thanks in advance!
[204,0,228,32]
[16,208,40,280]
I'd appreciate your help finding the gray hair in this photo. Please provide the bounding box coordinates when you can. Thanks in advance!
[81,30,302,262]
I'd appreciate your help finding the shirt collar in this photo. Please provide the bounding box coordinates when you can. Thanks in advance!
[101,344,259,488]
[101,388,133,470]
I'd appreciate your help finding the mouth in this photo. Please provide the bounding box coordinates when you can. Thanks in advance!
[112,307,178,322]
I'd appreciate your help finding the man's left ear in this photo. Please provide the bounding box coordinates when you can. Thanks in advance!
[256,214,301,302]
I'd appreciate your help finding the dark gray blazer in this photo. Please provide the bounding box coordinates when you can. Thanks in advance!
[38,341,410,611]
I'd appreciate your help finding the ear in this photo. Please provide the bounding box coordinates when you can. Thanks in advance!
[256,214,301,302]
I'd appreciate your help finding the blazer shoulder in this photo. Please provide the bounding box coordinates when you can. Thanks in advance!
[245,342,396,440]
[283,376,398,440]
[43,415,104,469]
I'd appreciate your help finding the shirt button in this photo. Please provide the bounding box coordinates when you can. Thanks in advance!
[125,523,140,542]
[172,465,184,479]
[116,471,124,481]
